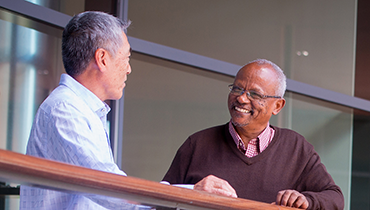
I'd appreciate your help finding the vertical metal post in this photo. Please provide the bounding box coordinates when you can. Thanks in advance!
[6,22,18,152]
[111,0,129,169]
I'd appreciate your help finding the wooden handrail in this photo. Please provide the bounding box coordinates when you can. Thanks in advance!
[0,149,293,209]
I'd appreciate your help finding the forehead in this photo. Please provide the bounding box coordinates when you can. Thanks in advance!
[234,63,278,90]
[121,32,131,53]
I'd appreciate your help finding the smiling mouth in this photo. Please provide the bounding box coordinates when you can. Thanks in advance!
[235,106,251,114]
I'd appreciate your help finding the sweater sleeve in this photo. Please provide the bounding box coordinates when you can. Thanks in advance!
[162,137,194,184]
[299,151,344,210]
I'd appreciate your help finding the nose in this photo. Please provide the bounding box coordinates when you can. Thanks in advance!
[236,91,251,104]
[127,64,132,75]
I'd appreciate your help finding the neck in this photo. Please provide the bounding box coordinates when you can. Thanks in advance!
[73,66,105,102]
[234,124,267,145]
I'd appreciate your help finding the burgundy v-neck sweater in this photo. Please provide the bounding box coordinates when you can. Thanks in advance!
[163,123,344,210]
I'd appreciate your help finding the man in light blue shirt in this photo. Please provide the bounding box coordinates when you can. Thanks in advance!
[20,11,148,210]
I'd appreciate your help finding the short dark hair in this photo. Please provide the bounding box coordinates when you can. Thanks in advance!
[62,11,131,76]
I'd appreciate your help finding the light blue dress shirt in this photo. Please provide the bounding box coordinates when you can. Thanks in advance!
[19,74,149,210]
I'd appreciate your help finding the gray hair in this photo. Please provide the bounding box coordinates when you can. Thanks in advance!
[247,58,286,97]
[62,11,131,76]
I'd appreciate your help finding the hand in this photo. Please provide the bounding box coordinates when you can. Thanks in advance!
[194,175,237,198]
[274,189,309,209]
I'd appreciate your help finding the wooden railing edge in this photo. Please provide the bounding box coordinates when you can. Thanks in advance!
[0,149,293,210]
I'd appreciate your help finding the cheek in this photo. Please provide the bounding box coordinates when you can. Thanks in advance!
[255,100,269,114]
[122,62,130,73]
[228,94,235,107]
[256,100,265,107]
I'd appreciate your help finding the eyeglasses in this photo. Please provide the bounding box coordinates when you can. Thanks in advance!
[228,84,281,100]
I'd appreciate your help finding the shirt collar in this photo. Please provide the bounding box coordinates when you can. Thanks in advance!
[59,73,109,114]
[228,120,272,153]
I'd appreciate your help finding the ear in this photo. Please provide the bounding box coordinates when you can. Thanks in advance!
[272,98,286,115]
[95,48,109,72]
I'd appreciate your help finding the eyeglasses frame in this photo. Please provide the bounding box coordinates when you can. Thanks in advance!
[228,84,282,100]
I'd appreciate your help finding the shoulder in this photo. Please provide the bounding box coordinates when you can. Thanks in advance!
[39,85,85,114]
[32,86,93,129]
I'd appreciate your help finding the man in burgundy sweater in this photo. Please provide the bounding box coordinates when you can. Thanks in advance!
[163,59,344,209]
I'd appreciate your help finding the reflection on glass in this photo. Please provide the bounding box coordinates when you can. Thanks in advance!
[23,0,119,17]
[123,52,352,210]
[3,195,19,210]
[0,16,63,154]
[0,10,64,209]
[128,0,356,95]
[122,53,233,182]
[24,0,85,16]
[271,92,353,210]
[352,111,370,209]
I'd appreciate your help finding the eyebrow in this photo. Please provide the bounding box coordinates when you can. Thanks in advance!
[234,84,264,93]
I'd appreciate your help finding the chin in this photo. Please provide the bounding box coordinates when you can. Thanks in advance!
[110,92,123,101]
[231,118,250,128]
[233,122,249,128]
[116,93,124,100]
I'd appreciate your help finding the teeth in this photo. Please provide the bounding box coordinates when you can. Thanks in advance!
[235,107,250,113]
